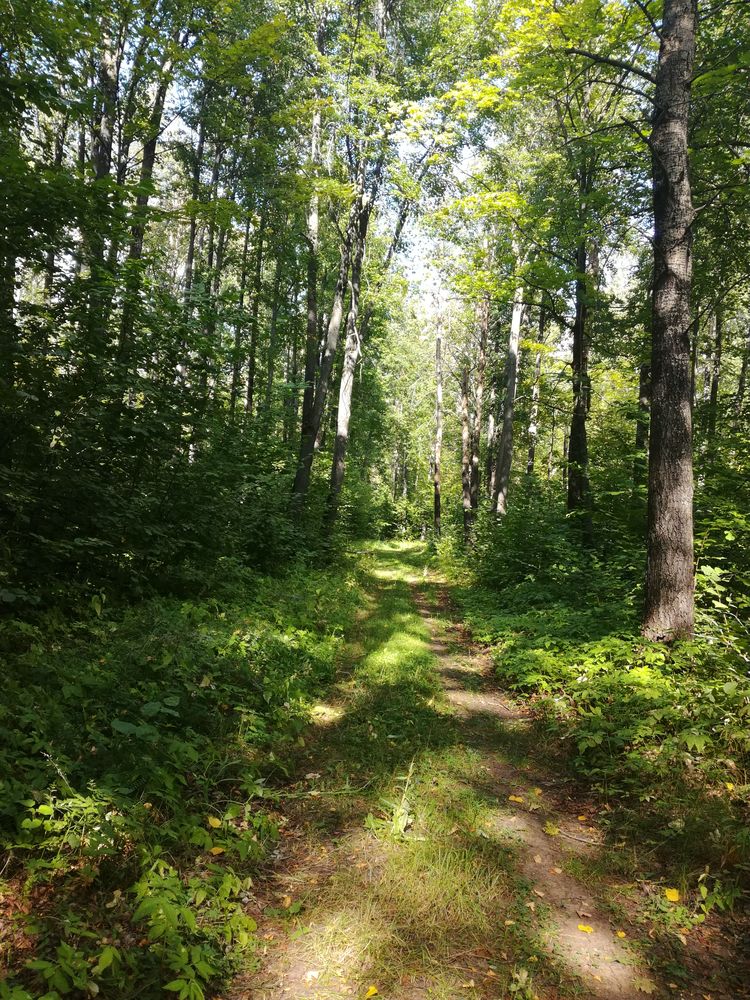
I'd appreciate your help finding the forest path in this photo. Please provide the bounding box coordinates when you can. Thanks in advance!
[228,543,675,1000]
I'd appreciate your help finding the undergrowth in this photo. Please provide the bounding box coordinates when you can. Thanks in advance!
[439,495,750,893]
[0,556,364,1000]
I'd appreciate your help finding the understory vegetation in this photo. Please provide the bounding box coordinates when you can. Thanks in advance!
[0,559,363,999]
[440,490,750,887]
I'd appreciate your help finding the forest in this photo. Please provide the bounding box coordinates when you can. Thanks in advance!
[1,0,750,997]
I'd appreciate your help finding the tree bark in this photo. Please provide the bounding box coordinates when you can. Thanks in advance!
[567,240,593,539]
[707,305,723,445]
[230,219,251,417]
[470,292,489,507]
[324,208,368,531]
[492,284,524,515]
[433,316,443,538]
[643,0,696,642]
[461,364,473,541]
[245,206,267,416]
[526,306,546,475]
[633,360,651,486]
[291,188,361,506]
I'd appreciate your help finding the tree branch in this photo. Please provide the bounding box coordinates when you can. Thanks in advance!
[564,48,656,86]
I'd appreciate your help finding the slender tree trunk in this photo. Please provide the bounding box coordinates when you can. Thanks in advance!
[643,0,696,641]
[291,190,360,505]
[707,305,723,445]
[325,213,368,531]
[633,360,651,486]
[526,307,546,475]
[433,317,443,538]
[485,377,496,498]
[470,292,489,507]
[735,319,750,420]
[567,240,593,538]
[245,205,267,416]
[264,257,284,411]
[298,94,322,483]
[461,365,473,541]
[230,220,251,417]
[492,283,524,515]
[547,408,556,480]
[118,65,173,365]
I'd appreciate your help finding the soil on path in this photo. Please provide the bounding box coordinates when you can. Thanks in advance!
[227,543,743,1000]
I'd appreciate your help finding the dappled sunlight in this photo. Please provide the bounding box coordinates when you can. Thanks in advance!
[240,543,690,1000]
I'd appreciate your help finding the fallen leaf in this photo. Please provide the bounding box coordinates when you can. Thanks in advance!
[364,987,379,998]
[578,924,594,933]
[209,846,224,855]
[533,889,545,898]
[305,772,321,779]
[633,976,657,994]
[504,919,515,926]
[664,887,680,903]
[578,815,587,821]
[550,866,562,874]
[282,895,293,909]
[207,816,221,829]
[308,789,321,797]
[725,782,734,791]
[616,930,626,939]
[508,795,524,803]
[533,854,542,863]
[461,981,475,989]
[543,820,560,836]
[525,901,536,911]
[305,971,320,983]
[533,787,542,796]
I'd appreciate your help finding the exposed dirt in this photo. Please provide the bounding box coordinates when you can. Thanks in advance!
[226,556,748,1000]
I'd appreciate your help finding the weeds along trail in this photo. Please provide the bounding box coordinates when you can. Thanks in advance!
[233,542,744,1000]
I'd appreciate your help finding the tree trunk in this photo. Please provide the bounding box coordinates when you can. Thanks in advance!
[324,211,368,531]
[230,219,251,417]
[707,305,723,446]
[264,256,284,411]
[433,317,443,538]
[118,64,173,365]
[526,306,546,475]
[470,292,489,508]
[633,360,651,486]
[567,240,593,539]
[461,364,473,542]
[643,0,696,642]
[492,284,524,515]
[245,206,267,416]
[298,93,322,484]
[735,319,750,420]
[291,190,360,505]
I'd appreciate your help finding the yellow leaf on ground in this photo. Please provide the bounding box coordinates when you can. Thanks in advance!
[578,815,587,821]
[282,895,292,909]
[533,787,542,796]
[533,854,542,863]
[725,782,734,791]
[207,816,221,828]
[543,821,560,836]
[578,924,594,933]
[616,930,626,938]
[664,887,680,903]
[508,795,524,803]
[364,987,379,998]
[209,846,224,855]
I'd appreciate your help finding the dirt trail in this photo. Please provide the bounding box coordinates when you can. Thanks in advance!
[226,545,730,1000]
[412,588,648,1000]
